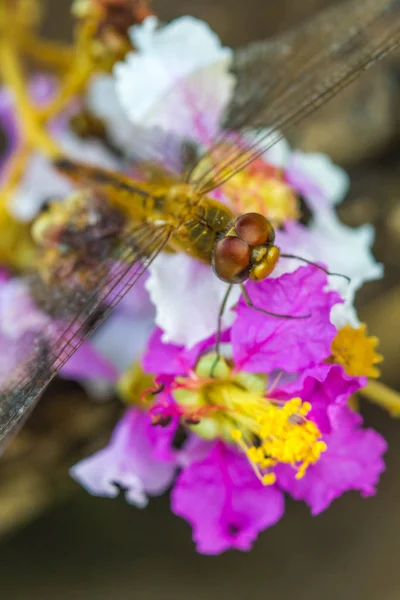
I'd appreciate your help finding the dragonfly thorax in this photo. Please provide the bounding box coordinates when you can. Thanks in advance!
[212,213,280,284]
[168,191,234,263]
[164,183,200,217]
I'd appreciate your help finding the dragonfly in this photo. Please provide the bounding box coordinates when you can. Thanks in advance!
[0,0,399,447]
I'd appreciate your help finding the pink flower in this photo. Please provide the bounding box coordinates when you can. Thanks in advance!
[134,266,385,552]
[171,442,284,554]
[70,408,179,507]
[275,216,383,328]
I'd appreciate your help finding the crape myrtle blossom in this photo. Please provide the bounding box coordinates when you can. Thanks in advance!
[68,14,387,554]
[87,15,382,347]
[0,10,387,554]
[73,266,386,554]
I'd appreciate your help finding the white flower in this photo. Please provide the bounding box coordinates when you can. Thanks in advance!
[114,16,234,141]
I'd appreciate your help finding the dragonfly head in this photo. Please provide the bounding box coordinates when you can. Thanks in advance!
[212,213,280,284]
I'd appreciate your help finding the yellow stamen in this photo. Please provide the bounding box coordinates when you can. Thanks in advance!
[330,324,383,378]
[241,397,326,483]
[225,168,300,227]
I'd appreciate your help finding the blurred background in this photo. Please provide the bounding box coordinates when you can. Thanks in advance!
[1,0,400,598]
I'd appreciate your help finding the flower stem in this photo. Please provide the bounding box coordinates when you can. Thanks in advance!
[19,34,74,72]
[359,380,400,417]
[0,146,30,210]
[37,20,98,121]
[0,35,61,157]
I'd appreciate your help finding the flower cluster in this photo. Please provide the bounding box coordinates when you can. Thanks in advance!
[72,266,386,554]
[0,5,390,554]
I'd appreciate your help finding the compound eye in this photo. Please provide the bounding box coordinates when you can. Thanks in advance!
[234,213,275,246]
[213,236,251,283]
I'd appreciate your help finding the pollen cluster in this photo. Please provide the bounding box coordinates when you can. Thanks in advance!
[172,354,326,485]
[232,397,327,485]
[225,162,300,228]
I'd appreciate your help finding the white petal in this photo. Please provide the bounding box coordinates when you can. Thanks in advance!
[70,448,149,508]
[146,253,241,348]
[244,128,291,169]
[286,151,350,211]
[87,74,137,156]
[115,16,233,141]
[264,136,292,169]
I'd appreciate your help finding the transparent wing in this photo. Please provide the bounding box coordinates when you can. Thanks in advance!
[188,0,400,193]
[0,214,171,447]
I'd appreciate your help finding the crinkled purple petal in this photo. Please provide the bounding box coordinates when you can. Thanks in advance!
[277,406,387,515]
[171,441,284,554]
[275,363,366,434]
[232,266,341,373]
[70,408,179,506]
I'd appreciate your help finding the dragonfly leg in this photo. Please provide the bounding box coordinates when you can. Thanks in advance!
[280,254,350,283]
[240,284,311,319]
[210,284,234,377]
